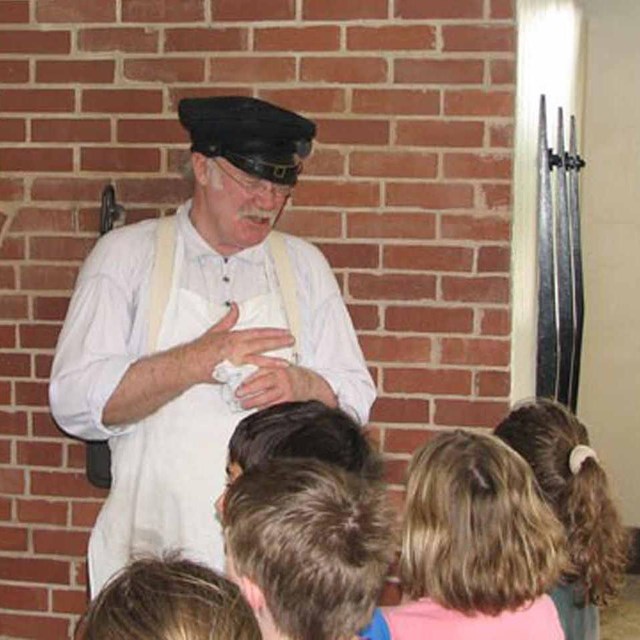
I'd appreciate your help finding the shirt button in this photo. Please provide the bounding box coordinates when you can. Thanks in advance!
[225,300,231,307]
[222,276,230,283]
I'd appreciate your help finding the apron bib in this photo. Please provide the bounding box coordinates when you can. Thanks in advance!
[87,216,293,595]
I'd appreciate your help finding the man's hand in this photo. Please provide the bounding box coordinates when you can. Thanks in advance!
[235,363,338,411]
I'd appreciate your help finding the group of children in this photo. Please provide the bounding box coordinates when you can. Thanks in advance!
[77,399,629,640]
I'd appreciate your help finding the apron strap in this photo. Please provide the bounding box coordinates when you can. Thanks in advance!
[267,231,301,360]
[147,215,177,353]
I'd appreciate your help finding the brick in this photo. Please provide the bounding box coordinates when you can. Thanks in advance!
[67,442,86,470]
[441,337,510,366]
[384,458,408,485]
[0,613,70,639]
[441,214,511,241]
[0,468,25,494]
[304,0,386,18]
[386,183,473,209]
[71,501,102,528]
[360,336,431,363]
[315,243,379,269]
[395,59,484,85]
[384,368,472,395]
[489,123,514,147]
[122,0,204,22]
[0,148,73,172]
[294,181,380,208]
[314,119,389,146]
[277,210,341,239]
[490,59,515,84]
[492,0,514,18]
[347,212,435,240]
[0,295,28,319]
[442,275,509,303]
[32,412,65,439]
[12,208,74,232]
[124,58,205,83]
[0,381,11,403]
[480,183,512,210]
[480,308,510,336]
[445,89,514,117]
[385,427,435,455]
[443,26,515,52]
[0,236,25,260]
[36,0,115,21]
[117,119,187,144]
[0,177,24,200]
[209,57,295,83]
[371,400,430,426]
[20,321,62,351]
[17,442,63,467]
[396,119,484,148]
[261,89,345,116]
[385,306,473,334]
[0,30,70,54]
[118,178,192,204]
[0,1,29,23]
[0,353,30,377]
[349,273,436,300]
[350,151,437,179]
[478,245,510,272]
[33,529,90,556]
[255,26,340,51]
[79,27,159,53]
[346,304,379,331]
[20,265,78,291]
[17,499,68,526]
[348,25,436,51]
[476,370,510,397]
[435,399,508,427]
[52,588,87,614]
[165,27,247,52]
[0,584,48,611]
[15,381,50,407]
[0,60,29,83]
[81,147,160,173]
[32,118,111,143]
[395,0,482,19]
[0,410,27,435]
[35,354,53,379]
[384,245,473,272]
[444,153,512,180]
[0,526,28,551]
[36,60,115,83]
[0,266,16,289]
[31,471,107,499]
[0,496,12,519]
[0,89,74,113]
[31,178,105,203]
[82,89,163,114]
[0,441,10,463]
[212,0,294,20]
[352,88,439,115]
[301,57,387,84]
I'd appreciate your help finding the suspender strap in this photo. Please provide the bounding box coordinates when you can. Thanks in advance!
[147,215,177,353]
[267,231,301,359]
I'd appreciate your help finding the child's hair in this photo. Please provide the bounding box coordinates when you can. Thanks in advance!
[77,555,260,640]
[224,458,394,640]
[228,400,382,480]
[400,429,567,616]
[494,399,630,605]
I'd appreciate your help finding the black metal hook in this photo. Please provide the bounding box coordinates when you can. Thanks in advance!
[100,184,124,236]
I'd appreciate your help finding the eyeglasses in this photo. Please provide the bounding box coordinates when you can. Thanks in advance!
[212,159,293,200]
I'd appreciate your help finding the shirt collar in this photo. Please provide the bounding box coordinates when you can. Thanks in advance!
[176,200,267,265]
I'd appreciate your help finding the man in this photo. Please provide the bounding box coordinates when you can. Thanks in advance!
[224,459,394,640]
[49,96,375,595]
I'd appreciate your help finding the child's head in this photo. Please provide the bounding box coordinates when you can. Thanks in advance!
[77,555,259,640]
[224,458,394,640]
[495,399,630,604]
[400,429,567,616]
[217,400,382,512]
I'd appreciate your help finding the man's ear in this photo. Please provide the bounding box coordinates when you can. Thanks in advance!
[191,152,209,187]
[237,575,267,613]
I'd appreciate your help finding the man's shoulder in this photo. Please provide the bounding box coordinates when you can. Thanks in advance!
[275,231,331,268]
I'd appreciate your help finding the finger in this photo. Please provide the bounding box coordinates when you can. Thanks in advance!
[236,369,276,397]
[239,386,287,411]
[210,302,239,333]
[244,355,291,369]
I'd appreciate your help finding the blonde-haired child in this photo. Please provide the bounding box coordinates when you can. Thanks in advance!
[495,399,630,640]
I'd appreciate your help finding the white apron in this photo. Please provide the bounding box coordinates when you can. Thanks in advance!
[87,216,294,596]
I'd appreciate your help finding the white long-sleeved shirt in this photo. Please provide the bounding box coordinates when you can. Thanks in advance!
[49,202,376,439]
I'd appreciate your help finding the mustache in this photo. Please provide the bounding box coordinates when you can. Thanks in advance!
[237,205,278,221]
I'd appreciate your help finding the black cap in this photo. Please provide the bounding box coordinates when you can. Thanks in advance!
[178,96,317,186]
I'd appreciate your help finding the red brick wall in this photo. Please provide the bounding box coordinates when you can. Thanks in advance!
[0,0,515,636]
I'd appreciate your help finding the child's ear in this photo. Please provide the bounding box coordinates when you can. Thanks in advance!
[237,575,266,613]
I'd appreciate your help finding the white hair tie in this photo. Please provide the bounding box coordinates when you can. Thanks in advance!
[569,444,598,475]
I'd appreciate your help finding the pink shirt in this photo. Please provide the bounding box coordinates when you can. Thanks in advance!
[384,595,564,640]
